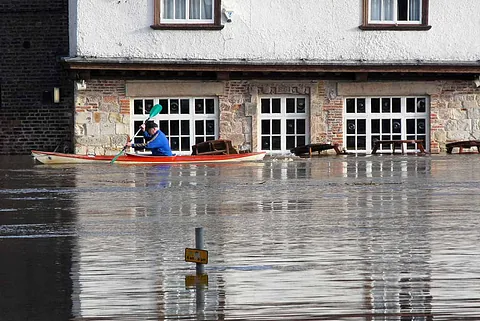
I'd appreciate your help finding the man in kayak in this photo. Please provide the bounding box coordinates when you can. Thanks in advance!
[126,121,173,156]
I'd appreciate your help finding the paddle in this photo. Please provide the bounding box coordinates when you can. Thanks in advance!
[110,104,163,164]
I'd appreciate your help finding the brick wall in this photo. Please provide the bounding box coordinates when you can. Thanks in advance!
[0,0,72,155]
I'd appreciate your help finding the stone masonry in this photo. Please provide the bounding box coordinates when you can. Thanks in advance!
[74,79,480,155]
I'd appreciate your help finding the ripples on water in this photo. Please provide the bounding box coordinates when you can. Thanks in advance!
[1,155,480,320]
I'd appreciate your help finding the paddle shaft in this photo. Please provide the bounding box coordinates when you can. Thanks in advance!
[110,103,163,164]
[110,117,151,163]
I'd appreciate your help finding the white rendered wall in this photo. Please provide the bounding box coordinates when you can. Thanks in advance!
[73,0,480,62]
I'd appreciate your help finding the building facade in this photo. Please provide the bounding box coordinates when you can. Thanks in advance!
[46,1,480,155]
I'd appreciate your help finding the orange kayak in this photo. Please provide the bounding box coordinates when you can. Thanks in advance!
[31,150,266,165]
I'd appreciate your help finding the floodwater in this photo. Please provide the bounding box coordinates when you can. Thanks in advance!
[1,154,480,321]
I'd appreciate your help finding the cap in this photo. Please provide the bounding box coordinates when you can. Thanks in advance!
[145,121,158,130]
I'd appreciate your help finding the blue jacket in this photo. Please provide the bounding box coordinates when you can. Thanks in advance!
[132,129,173,156]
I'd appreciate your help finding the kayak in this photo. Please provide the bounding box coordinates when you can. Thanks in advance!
[31,150,266,165]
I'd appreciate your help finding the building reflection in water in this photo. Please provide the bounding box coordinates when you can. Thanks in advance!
[0,164,76,320]
[342,157,433,319]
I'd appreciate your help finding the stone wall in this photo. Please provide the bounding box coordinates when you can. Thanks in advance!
[73,79,480,155]
[0,0,72,155]
[74,80,129,155]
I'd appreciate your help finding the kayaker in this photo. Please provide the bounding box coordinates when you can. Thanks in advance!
[126,121,173,156]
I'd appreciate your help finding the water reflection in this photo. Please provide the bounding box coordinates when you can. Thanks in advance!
[1,155,480,320]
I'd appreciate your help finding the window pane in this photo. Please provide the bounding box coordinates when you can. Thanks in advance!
[346,98,355,113]
[393,119,401,133]
[261,120,270,134]
[297,136,305,147]
[205,99,214,114]
[202,0,213,19]
[347,120,356,134]
[261,99,270,114]
[371,0,382,20]
[406,119,415,134]
[382,119,391,133]
[347,136,356,149]
[372,98,380,113]
[272,136,281,150]
[206,120,215,135]
[170,120,179,135]
[134,121,143,134]
[286,136,295,149]
[180,99,189,114]
[181,137,190,151]
[297,98,306,113]
[261,136,270,149]
[286,98,295,113]
[383,0,394,20]
[397,0,408,21]
[357,98,366,113]
[171,137,180,150]
[181,120,189,135]
[175,0,186,19]
[272,120,281,134]
[409,0,421,21]
[159,99,168,114]
[382,98,390,113]
[372,119,380,133]
[189,0,200,19]
[170,99,179,114]
[407,98,415,112]
[417,119,426,134]
[195,99,204,114]
[159,120,169,134]
[195,120,204,135]
[145,100,154,114]
[163,0,174,18]
[392,98,401,113]
[134,100,143,114]
[357,119,366,134]
[286,119,295,134]
[297,119,306,134]
[417,98,426,112]
[272,99,281,113]
[357,136,366,149]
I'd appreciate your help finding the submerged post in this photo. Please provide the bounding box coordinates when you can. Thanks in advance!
[195,227,205,275]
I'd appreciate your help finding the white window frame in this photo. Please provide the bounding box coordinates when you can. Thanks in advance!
[368,0,422,24]
[131,97,218,155]
[161,0,214,24]
[258,96,310,155]
[343,96,429,154]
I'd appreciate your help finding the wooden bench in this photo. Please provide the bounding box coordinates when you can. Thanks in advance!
[446,140,480,154]
[290,143,343,157]
[371,140,427,155]
[191,139,238,155]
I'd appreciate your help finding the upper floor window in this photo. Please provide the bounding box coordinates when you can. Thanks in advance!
[152,0,224,30]
[360,0,431,30]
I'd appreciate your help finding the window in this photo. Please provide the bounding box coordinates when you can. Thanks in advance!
[152,0,223,30]
[360,0,431,30]
[259,96,309,154]
[344,96,429,153]
[132,97,218,154]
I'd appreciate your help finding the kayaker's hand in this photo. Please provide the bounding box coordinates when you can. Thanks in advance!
[140,124,146,131]
[126,142,133,147]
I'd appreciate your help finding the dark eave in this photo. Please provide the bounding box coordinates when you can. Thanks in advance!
[62,57,480,81]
